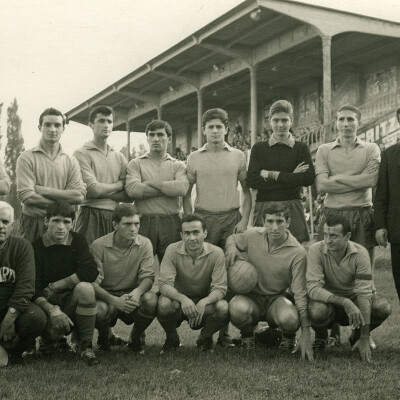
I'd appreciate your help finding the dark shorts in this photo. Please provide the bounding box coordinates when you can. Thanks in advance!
[46,290,77,320]
[18,214,46,242]
[246,292,295,323]
[0,301,46,337]
[253,200,309,243]
[195,209,241,249]
[318,206,376,249]
[139,214,181,261]
[75,207,114,245]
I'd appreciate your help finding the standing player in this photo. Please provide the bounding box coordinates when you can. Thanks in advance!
[247,100,314,243]
[33,201,99,365]
[183,108,251,347]
[157,214,229,353]
[16,108,86,242]
[74,105,130,244]
[125,120,189,262]
[307,215,391,362]
[375,129,400,301]
[0,202,46,367]
[225,203,313,361]
[315,104,380,346]
[91,204,157,354]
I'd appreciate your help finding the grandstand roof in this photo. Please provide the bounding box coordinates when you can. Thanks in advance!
[65,0,400,131]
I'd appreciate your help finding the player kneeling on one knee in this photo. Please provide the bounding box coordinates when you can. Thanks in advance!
[157,214,229,353]
[225,203,313,361]
[307,215,391,362]
[91,204,157,354]
[33,202,99,365]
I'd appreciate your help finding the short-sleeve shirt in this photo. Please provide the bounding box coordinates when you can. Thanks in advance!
[16,142,86,218]
[74,141,127,210]
[125,153,188,216]
[90,232,155,296]
[186,142,247,212]
[158,241,227,299]
[315,138,380,208]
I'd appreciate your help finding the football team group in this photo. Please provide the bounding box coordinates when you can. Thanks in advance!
[0,99,397,366]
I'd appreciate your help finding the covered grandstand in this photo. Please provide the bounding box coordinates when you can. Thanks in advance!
[65,0,400,159]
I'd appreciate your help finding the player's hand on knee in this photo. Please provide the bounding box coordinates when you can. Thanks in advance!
[343,299,364,328]
[192,299,207,328]
[225,248,240,267]
[50,306,74,335]
[352,337,372,363]
[0,316,17,342]
[300,327,314,362]
[181,297,198,320]
[127,289,141,308]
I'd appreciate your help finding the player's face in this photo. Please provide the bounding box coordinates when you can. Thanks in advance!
[147,128,170,154]
[336,110,359,140]
[45,215,73,243]
[270,112,292,140]
[114,215,140,242]
[181,220,207,253]
[203,118,227,145]
[263,212,290,242]
[324,224,350,253]
[0,208,14,244]
[39,115,65,144]
[89,113,113,140]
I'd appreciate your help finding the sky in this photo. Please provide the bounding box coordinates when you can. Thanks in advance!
[1,0,400,156]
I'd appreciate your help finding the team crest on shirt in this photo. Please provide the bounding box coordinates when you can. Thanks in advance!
[0,266,16,283]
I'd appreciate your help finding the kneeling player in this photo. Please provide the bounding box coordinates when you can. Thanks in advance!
[33,201,99,365]
[225,203,313,361]
[91,204,157,354]
[157,214,229,353]
[307,215,391,362]
[0,202,46,366]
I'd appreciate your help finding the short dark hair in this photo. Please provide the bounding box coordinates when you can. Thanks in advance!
[269,100,293,120]
[181,213,207,231]
[202,108,228,128]
[396,107,400,123]
[39,108,66,127]
[88,105,114,124]
[46,201,75,221]
[112,204,140,224]
[336,104,361,121]
[262,202,291,221]
[325,215,351,235]
[145,120,172,137]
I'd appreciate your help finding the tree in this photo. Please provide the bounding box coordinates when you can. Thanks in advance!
[0,103,3,151]
[5,98,24,182]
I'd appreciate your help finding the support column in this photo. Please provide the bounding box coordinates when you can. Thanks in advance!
[249,66,258,147]
[322,36,332,130]
[157,105,162,120]
[197,89,203,149]
[126,120,131,161]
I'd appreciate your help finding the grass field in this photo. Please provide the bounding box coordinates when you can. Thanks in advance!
[1,247,399,400]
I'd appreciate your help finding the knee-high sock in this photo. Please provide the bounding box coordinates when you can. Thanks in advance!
[76,303,97,349]
[131,310,155,341]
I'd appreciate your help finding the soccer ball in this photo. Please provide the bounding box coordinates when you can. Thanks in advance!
[228,260,258,294]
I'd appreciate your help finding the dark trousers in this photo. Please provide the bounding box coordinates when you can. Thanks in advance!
[390,243,400,300]
[0,302,47,354]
